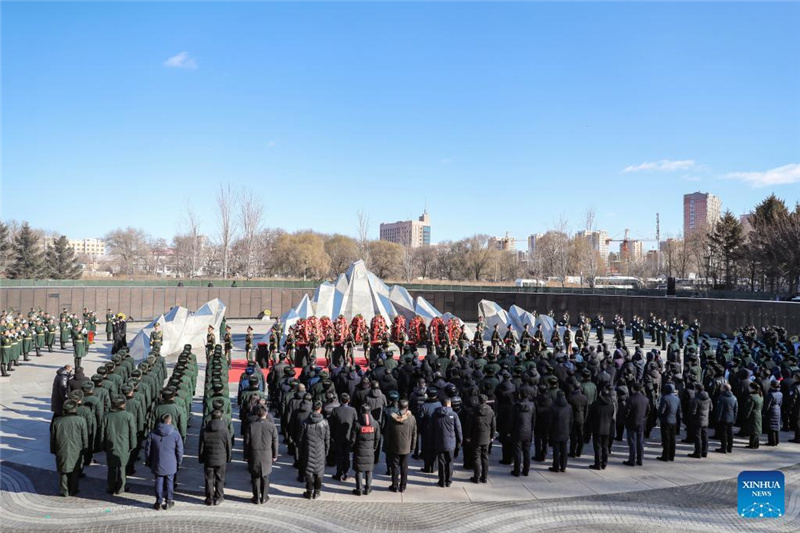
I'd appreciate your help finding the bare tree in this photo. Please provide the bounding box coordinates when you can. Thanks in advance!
[104,227,150,276]
[461,234,495,281]
[553,215,571,287]
[582,208,600,287]
[216,183,237,279]
[239,188,264,279]
[412,245,437,279]
[181,203,203,278]
[357,210,371,267]
[324,234,359,276]
[401,245,415,281]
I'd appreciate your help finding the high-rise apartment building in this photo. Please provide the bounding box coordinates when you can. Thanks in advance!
[683,192,721,235]
[379,210,431,248]
[576,229,609,259]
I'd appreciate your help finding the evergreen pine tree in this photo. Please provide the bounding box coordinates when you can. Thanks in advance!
[6,222,44,279]
[47,235,83,280]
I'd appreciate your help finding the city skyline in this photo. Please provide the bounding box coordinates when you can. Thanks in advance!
[2,2,799,245]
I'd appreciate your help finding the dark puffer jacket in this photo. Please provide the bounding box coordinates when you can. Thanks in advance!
[470,403,496,446]
[715,390,738,425]
[431,406,462,452]
[51,367,71,415]
[300,412,330,477]
[690,391,712,428]
[199,418,232,467]
[351,412,380,472]
[510,400,535,442]
[764,389,782,431]
[384,409,417,455]
[549,395,573,443]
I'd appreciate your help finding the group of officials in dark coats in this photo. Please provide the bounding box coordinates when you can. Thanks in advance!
[50,318,800,506]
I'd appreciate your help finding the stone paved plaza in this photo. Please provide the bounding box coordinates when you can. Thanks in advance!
[1,320,798,532]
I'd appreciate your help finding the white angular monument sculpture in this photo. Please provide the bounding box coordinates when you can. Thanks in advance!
[130,298,226,361]
[479,300,512,340]
[414,296,442,325]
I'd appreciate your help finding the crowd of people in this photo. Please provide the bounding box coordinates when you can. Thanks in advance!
[44,310,800,510]
[1,307,132,377]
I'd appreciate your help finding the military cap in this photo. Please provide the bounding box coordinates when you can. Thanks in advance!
[112,396,126,408]
[212,382,224,392]
[81,381,95,393]
[68,390,84,402]
[91,374,104,384]
[211,398,225,410]
[121,384,133,395]
[388,390,400,402]
[62,400,78,414]
[131,369,142,378]
[249,376,259,386]
[426,387,438,399]
[104,361,115,369]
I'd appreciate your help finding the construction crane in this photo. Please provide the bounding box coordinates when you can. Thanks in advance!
[605,214,662,274]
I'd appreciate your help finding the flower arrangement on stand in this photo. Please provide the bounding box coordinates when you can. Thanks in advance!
[370,315,388,345]
[408,315,426,346]
[350,315,368,344]
[333,315,348,345]
[391,315,407,343]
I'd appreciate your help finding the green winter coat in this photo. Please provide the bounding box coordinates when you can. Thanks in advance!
[102,408,137,465]
[50,413,88,473]
[743,393,763,436]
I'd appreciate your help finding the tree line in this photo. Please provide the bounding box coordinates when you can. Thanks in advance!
[2,193,798,296]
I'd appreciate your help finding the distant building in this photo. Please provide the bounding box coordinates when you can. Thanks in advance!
[379,210,431,248]
[683,192,721,235]
[489,232,516,251]
[739,213,753,237]
[69,238,107,256]
[622,240,644,261]
[576,229,609,259]
[527,233,544,260]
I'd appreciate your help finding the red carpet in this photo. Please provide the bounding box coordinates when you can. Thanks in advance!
[228,352,373,384]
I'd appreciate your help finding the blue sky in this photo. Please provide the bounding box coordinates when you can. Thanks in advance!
[2,1,799,249]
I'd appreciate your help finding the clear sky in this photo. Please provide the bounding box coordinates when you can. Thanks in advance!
[2,1,799,249]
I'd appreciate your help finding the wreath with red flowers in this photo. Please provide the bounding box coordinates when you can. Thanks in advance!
[408,315,426,345]
[350,315,368,344]
[391,315,407,343]
[370,315,388,345]
[333,315,348,345]
[429,316,446,346]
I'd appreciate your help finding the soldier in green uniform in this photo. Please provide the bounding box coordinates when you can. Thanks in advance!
[21,322,33,362]
[206,326,216,360]
[80,381,104,456]
[224,325,233,367]
[245,326,254,363]
[69,390,97,472]
[72,325,86,370]
[150,323,163,353]
[1,330,12,377]
[154,388,187,442]
[102,395,137,495]
[50,400,88,497]
[268,329,280,366]
[105,309,114,341]
[60,317,71,350]
[45,318,57,352]
[490,324,501,355]
[34,319,46,357]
